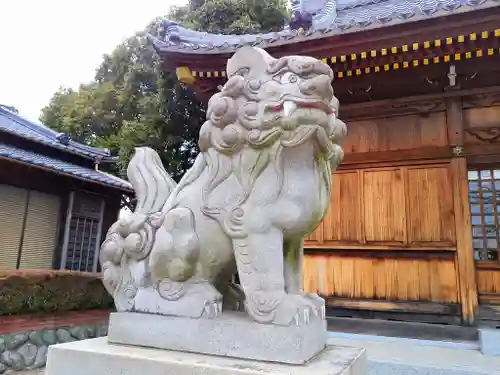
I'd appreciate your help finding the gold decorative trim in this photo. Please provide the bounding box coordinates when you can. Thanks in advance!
[187,28,500,80]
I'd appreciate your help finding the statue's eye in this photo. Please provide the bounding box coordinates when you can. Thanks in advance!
[280,72,299,84]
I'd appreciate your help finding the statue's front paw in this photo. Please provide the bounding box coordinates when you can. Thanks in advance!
[188,281,223,319]
[202,300,223,318]
[246,292,324,326]
[135,280,222,319]
[272,294,324,326]
[300,292,326,320]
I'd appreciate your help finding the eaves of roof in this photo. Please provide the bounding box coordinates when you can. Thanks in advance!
[0,105,118,163]
[0,142,133,193]
[151,0,500,55]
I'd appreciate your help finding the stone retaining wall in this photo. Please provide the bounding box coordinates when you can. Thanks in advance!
[0,310,110,374]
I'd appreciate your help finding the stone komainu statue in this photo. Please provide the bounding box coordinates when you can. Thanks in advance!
[99,46,347,327]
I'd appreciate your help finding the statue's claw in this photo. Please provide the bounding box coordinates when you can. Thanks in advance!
[292,306,315,326]
[281,293,325,326]
[300,292,326,320]
[246,292,325,326]
[202,301,223,318]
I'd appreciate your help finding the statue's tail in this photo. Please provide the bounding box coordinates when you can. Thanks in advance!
[100,147,177,311]
[127,147,177,214]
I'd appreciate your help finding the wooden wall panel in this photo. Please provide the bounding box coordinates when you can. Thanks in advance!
[363,169,406,244]
[477,269,500,295]
[323,171,361,243]
[303,254,459,303]
[406,166,456,244]
[463,106,500,145]
[342,119,379,154]
[305,163,456,249]
[464,106,500,130]
[306,220,324,246]
[343,112,448,154]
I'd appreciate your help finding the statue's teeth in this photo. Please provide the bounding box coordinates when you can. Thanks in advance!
[283,101,297,117]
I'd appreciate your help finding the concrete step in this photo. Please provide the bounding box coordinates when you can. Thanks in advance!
[327,316,478,343]
[327,332,500,375]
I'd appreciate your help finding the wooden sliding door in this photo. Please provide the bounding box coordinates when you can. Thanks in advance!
[303,162,466,324]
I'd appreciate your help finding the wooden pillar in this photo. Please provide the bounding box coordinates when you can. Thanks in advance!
[447,96,478,325]
[451,157,478,325]
[446,97,465,147]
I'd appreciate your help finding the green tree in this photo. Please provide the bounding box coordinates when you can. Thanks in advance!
[181,0,289,34]
[41,0,289,181]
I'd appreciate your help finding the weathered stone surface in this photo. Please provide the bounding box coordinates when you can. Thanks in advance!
[108,311,327,364]
[479,327,500,356]
[55,329,74,343]
[369,361,487,375]
[33,345,48,369]
[28,331,44,347]
[99,45,346,330]
[45,338,366,375]
[85,325,97,338]
[69,327,86,340]
[76,325,93,339]
[96,323,108,337]
[5,333,28,350]
[18,343,37,367]
[1,350,24,371]
[0,322,109,373]
[41,330,57,346]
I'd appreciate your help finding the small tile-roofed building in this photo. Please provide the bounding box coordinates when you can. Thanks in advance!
[0,104,132,272]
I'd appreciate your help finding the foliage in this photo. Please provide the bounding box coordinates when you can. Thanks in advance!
[180,0,290,34]
[0,270,113,315]
[40,0,289,181]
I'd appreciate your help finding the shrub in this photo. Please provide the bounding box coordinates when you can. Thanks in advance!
[0,270,114,315]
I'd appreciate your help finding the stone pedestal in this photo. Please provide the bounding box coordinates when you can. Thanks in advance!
[45,337,366,375]
[479,327,500,356]
[107,311,327,364]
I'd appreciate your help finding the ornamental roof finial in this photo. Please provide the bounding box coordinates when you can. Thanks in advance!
[287,0,337,31]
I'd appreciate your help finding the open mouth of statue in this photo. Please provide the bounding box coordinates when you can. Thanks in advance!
[266,100,334,117]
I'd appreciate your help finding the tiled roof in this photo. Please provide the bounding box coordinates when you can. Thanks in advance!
[0,105,117,162]
[152,0,500,55]
[0,142,133,192]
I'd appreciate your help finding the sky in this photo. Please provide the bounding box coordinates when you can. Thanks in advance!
[0,0,187,122]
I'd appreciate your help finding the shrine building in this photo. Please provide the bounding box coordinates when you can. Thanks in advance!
[151,0,500,328]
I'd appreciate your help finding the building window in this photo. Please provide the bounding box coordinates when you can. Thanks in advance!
[468,168,500,261]
[0,184,61,270]
[60,191,105,272]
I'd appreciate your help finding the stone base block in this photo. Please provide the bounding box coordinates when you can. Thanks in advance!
[479,327,500,356]
[107,311,327,364]
[45,337,366,375]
